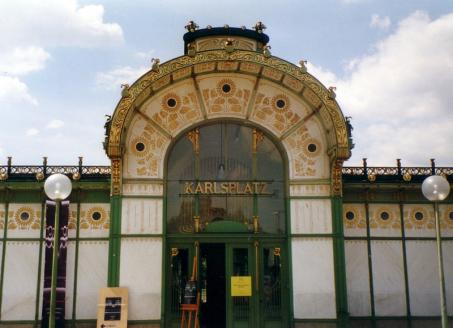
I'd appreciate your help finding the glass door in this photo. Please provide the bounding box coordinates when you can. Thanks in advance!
[226,244,254,328]
[259,243,287,328]
[165,243,195,328]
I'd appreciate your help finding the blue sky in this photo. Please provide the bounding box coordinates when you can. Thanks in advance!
[1,0,452,166]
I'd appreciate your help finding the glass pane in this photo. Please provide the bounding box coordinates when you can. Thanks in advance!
[169,248,189,320]
[262,247,282,320]
[232,248,249,322]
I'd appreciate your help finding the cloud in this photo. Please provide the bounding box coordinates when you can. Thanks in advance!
[0,75,38,105]
[46,119,65,129]
[26,128,40,136]
[95,66,149,90]
[310,11,453,165]
[0,0,123,106]
[370,14,391,30]
[0,0,123,48]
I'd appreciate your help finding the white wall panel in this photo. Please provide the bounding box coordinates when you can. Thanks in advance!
[345,241,371,316]
[76,241,108,319]
[292,238,336,319]
[65,242,76,319]
[290,199,332,234]
[1,241,40,320]
[371,241,406,316]
[121,198,162,235]
[443,241,453,315]
[406,241,439,315]
[119,237,162,320]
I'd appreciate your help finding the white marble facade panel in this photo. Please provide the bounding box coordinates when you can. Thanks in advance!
[121,198,162,235]
[196,73,256,119]
[343,203,367,237]
[371,240,406,316]
[290,199,332,234]
[345,241,371,316]
[78,203,110,238]
[439,205,453,237]
[1,241,39,320]
[369,204,401,237]
[406,240,440,316]
[65,242,76,319]
[283,118,329,180]
[6,203,42,238]
[119,237,162,320]
[292,238,336,319]
[403,204,435,238]
[76,241,108,319]
[123,114,171,179]
[443,241,453,315]
[122,182,164,197]
[289,184,330,197]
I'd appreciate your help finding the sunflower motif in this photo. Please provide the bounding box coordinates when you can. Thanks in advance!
[130,136,150,158]
[86,207,108,228]
[161,92,181,111]
[271,94,290,112]
[302,138,321,158]
[14,207,34,229]
[216,79,236,97]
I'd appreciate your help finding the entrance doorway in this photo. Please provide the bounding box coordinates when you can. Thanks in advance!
[200,243,226,328]
[165,240,287,328]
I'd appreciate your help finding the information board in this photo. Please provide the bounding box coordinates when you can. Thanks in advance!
[97,287,128,328]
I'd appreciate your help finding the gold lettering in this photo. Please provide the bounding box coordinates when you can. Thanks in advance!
[229,182,237,194]
[205,182,213,194]
[184,182,193,194]
[194,182,203,194]
[259,182,266,194]
[243,183,253,194]
[221,182,229,193]
[253,182,260,194]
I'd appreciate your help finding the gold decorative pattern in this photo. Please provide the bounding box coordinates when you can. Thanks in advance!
[369,207,400,229]
[284,125,317,177]
[343,205,366,229]
[9,207,40,230]
[252,92,301,134]
[201,78,251,116]
[111,158,121,195]
[80,206,109,230]
[442,206,453,229]
[187,128,200,155]
[0,210,4,230]
[196,37,256,52]
[106,50,351,193]
[151,90,201,134]
[132,123,168,177]
[130,136,151,158]
[69,210,77,229]
[331,160,343,196]
[302,138,322,158]
[405,207,434,230]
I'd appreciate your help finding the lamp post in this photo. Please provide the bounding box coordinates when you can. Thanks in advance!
[422,175,451,328]
[44,173,72,328]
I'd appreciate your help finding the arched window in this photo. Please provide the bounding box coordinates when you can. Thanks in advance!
[166,123,285,234]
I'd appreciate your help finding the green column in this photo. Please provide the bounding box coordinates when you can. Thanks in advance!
[332,196,349,326]
[107,195,121,286]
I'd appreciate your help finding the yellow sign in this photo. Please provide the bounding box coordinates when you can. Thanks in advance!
[231,276,252,297]
[97,287,128,328]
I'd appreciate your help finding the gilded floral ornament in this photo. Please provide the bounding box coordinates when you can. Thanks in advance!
[368,173,376,182]
[299,60,308,73]
[72,172,81,181]
[0,172,7,181]
[36,172,44,181]
[403,172,412,182]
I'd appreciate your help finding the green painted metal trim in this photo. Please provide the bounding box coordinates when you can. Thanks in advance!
[0,192,9,320]
[331,196,349,325]
[33,197,46,327]
[107,195,122,286]
[286,196,295,328]
[364,201,376,319]
[71,190,82,325]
